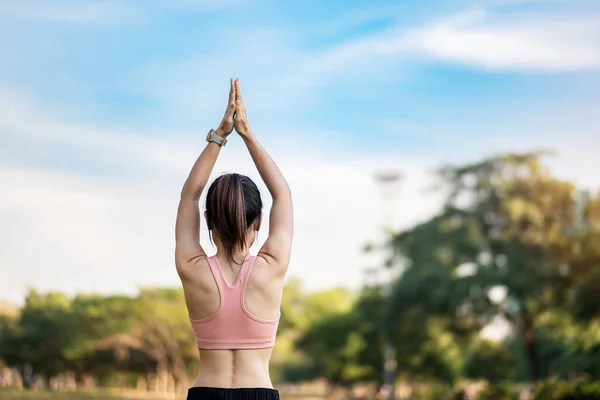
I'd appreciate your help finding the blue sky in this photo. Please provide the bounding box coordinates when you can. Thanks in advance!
[1,0,600,304]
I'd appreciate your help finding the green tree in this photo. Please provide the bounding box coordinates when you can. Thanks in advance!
[65,293,143,383]
[463,339,520,382]
[295,286,383,388]
[89,288,196,390]
[0,289,73,386]
[273,280,357,383]
[387,152,600,382]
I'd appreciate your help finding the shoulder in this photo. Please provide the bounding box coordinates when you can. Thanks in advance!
[176,253,211,282]
[253,253,288,279]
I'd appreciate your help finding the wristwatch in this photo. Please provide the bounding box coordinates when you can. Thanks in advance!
[206,129,227,146]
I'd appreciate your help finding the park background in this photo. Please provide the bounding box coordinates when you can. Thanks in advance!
[1,0,599,399]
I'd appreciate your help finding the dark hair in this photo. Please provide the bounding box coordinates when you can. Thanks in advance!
[206,173,262,264]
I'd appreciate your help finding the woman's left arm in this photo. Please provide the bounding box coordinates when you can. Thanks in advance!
[175,79,236,267]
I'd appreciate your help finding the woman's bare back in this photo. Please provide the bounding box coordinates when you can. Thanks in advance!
[179,255,285,388]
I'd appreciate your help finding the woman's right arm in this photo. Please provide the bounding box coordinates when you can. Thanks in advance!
[234,80,293,272]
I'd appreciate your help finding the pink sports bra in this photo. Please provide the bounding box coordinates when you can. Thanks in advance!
[189,255,280,350]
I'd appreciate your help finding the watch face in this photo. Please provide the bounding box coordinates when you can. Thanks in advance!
[206,129,214,141]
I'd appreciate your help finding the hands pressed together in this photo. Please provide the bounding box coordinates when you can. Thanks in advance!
[216,78,252,139]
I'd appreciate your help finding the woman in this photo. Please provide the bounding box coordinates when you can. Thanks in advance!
[175,78,293,400]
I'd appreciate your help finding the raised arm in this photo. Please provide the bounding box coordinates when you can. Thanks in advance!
[175,79,236,267]
[233,79,293,272]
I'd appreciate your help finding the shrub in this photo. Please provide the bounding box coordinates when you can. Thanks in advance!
[477,382,520,400]
[533,379,600,400]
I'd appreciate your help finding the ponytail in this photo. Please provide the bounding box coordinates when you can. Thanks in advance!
[206,173,262,264]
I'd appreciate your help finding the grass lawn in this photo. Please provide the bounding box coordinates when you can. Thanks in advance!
[0,388,159,400]
[0,388,325,400]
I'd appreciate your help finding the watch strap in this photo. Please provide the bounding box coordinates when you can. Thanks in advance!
[207,129,227,146]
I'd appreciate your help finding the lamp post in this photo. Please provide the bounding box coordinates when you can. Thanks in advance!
[374,170,402,400]
[569,189,591,260]
[573,189,590,232]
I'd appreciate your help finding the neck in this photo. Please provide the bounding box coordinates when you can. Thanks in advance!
[211,232,255,263]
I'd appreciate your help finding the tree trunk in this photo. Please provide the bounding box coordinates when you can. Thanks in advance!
[21,365,33,389]
[74,371,84,389]
[521,309,540,382]
[381,341,396,400]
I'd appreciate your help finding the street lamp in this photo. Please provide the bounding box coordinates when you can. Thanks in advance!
[374,170,402,400]
[374,171,402,224]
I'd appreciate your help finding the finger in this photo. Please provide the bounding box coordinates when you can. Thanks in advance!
[228,78,235,105]
[235,100,244,112]
[235,79,243,102]
[225,101,236,117]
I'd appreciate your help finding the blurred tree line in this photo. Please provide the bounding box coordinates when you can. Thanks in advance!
[1,152,599,394]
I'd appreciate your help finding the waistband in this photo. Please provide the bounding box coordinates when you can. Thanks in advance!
[187,386,280,400]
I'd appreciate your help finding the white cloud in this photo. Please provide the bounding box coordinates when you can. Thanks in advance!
[0,88,441,304]
[2,0,599,305]
[129,29,318,122]
[306,7,600,74]
[0,166,177,302]
[405,9,600,71]
[2,84,599,306]
[0,159,438,304]
[3,76,600,303]
[0,87,201,176]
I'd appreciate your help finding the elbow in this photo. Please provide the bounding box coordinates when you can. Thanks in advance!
[180,186,202,202]
[180,187,192,201]
[273,184,292,201]
[180,180,204,201]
